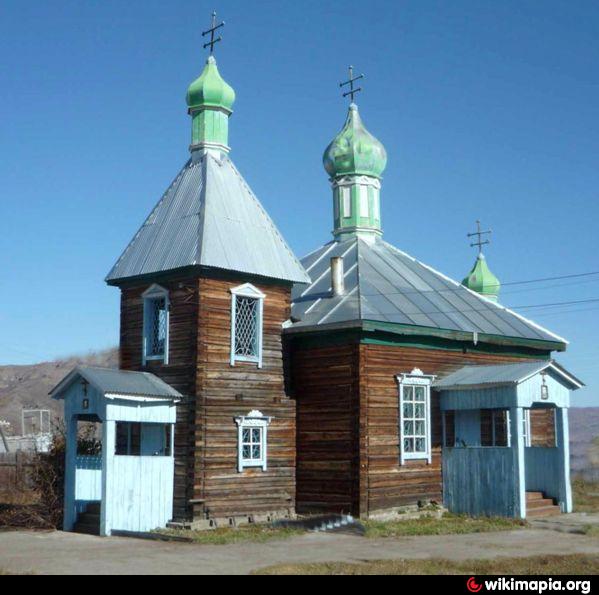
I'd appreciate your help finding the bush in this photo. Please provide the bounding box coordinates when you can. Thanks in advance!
[0,424,101,530]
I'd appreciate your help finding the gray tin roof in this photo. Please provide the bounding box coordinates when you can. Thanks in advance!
[434,361,583,390]
[50,367,182,400]
[289,237,567,348]
[106,152,310,285]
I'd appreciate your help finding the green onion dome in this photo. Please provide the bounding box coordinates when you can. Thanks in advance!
[462,253,501,302]
[186,56,236,114]
[323,103,387,179]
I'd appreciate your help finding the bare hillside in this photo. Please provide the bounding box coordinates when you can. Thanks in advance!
[570,407,599,481]
[0,348,118,434]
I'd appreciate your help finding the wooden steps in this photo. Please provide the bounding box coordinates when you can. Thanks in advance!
[526,492,561,518]
[74,503,101,536]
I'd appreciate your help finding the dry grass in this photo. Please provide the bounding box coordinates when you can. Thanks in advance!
[0,489,39,507]
[573,479,599,513]
[255,554,599,575]
[157,525,305,545]
[364,513,526,538]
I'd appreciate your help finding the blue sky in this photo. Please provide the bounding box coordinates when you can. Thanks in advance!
[1,0,598,406]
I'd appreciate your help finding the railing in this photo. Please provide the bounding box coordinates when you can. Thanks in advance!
[443,447,518,517]
[75,455,102,502]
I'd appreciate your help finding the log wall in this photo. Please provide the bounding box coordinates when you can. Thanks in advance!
[292,337,545,517]
[119,273,294,521]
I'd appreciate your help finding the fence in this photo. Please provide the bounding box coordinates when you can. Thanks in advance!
[0,453,35,492]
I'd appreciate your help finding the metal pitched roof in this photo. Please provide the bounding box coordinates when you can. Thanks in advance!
[50,367,182,400]
[106,152,310,285]
[434,361,584,390]
[289,237,567,348]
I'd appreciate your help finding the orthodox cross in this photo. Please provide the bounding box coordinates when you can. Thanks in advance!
[467,220,492,254]
[340,66,364,103]
[202,11,225,54]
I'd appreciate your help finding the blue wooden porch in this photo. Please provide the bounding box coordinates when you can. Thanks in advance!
[436,361,583,519]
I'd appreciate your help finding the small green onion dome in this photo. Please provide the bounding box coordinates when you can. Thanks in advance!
[462,253,501,302]
[186,56,236,114]
[323,103,388,179]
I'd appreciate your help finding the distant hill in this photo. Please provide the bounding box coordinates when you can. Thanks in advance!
[0,348,118,435]
[0,350,597,479]
[570,407,599,481]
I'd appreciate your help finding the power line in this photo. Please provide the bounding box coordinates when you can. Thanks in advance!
[351,270,599,299]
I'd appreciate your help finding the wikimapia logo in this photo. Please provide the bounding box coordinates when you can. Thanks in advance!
[466,577,592,595]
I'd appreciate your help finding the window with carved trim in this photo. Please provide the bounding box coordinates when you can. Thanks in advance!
[235,410,271,472]
[143,285,169,365]
[398,369,435,464]
[230,284,265,368]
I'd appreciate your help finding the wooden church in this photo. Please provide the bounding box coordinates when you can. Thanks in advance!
[51,23,583,536]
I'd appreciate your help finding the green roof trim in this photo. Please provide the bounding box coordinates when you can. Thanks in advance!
[285,318,566,353]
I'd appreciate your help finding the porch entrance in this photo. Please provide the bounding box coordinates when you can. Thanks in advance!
[436,361,583,519]
[50,367,181,536]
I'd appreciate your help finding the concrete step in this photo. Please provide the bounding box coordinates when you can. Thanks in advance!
[526,492,545,501]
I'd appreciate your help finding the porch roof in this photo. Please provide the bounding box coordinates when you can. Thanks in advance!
[434,360,583,392]
[50,367,182,401]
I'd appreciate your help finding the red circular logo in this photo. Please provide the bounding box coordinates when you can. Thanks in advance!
[467,578,483,593]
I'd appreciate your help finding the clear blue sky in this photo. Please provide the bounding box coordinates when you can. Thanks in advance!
[1,0,598,406]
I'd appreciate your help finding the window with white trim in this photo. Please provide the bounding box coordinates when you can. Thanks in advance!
[142,285,169,365]
[398,369,435,464]
[235,410,271,472]
[522,409,531,447]
[341,186,351,218]
[230,284,265,368]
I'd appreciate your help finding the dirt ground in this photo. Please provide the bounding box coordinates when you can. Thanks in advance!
[1,525,599,575]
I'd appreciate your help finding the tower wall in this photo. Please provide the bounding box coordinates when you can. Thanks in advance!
[119,272,296,522]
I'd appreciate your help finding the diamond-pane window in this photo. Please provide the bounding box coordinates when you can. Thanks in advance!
[148,298,167,357]
[235,296,259,358]
[142,285,169,364]
[230,284,265,367]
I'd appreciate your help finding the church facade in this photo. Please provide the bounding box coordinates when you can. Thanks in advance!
[53,39,583,535]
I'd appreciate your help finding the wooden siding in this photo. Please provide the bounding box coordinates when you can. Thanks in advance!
[292,338,544,517]
[443,447,518,517]
[291,343,360,515]
[360,344,533,516]
[119,274,295,521]
[120,276,198,520]
[530,409,556,447]
[194,277,295,519]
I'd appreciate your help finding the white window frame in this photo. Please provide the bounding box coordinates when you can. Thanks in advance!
[230,283,265,368]
[523,408,531,447]
[341,186,351,218]
[397,369,435,465]
[142,284,170,366]
[235,410,272,472]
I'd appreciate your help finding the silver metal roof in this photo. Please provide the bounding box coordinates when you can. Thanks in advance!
[50,367,182,400]
[289,237,567,347]
[434,361,583,390]
[106,152,310,285]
